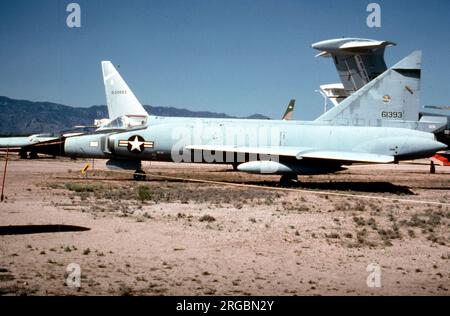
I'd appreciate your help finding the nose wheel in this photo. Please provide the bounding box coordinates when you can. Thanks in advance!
[279,175,298,187]
[133,169,146,181]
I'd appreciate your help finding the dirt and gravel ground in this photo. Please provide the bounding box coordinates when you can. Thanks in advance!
[0,156,449,296]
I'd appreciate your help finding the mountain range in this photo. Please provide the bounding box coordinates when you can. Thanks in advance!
[0,96,269,135]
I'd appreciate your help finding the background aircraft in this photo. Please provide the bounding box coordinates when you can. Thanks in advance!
[0,128,99,159]
[0,134,56,158]
[282,100,295,120]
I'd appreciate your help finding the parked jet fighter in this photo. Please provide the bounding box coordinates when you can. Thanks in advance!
[57,55,445,184]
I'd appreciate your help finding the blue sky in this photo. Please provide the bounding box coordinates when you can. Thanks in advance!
[0,0,449,119]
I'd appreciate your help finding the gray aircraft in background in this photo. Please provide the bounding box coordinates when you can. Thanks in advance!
[0,134,56,158]
[47,50,446,184]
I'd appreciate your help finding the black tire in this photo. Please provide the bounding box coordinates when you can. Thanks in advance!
[279,175,298,187]
[133,169,146,181]
[29,151,38,159]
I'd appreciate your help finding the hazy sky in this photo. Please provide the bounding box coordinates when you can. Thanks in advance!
[0,0,449,119]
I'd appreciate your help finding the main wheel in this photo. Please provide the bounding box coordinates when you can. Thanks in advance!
[279,175,298,187]
[133,169,146,181]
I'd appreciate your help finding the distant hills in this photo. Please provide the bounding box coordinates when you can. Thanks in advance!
[0,96,269,135]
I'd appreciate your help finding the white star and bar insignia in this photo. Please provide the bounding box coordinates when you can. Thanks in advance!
[119,135,154,153]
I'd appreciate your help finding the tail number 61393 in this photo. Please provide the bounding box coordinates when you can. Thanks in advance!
[381,111,403,119]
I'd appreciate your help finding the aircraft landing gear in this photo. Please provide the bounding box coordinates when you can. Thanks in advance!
[133,169,146,181]
[279,174,298,187]
[19,151,28,159]
[29,151,38,159]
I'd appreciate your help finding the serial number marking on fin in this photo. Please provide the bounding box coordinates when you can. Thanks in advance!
[112,90,127,95]
[381,111,403,119]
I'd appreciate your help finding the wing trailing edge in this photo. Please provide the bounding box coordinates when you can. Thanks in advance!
[185,145,394,163]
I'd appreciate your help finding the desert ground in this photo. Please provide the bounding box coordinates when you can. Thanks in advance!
[0,155,449,296]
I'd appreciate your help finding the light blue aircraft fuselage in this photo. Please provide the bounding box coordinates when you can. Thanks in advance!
[65,115,445,176]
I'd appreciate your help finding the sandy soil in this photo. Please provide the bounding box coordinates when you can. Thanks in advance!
[0,156,449,296]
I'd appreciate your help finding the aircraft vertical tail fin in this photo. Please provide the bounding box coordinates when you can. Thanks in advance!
[315,51,422,125]
[282,99,295,120]
[312,38,396,94]
[101,61,149,119]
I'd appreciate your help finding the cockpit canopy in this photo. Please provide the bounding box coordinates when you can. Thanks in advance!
[96,115,148,132]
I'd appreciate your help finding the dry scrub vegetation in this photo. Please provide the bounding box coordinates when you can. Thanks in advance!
[44,179,450,251]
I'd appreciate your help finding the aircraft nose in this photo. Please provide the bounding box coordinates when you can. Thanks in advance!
[422,139,447,152]
[434,141,448,152]
[400,137,447,159]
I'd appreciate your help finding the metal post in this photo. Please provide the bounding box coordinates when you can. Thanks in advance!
[1,147,10,202]
[430,160,435,174]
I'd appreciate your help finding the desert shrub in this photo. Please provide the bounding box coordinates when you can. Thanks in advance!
[137,185,151,202]
[325,233,340,239]
[199,215,216,222]
[65,182,102,192]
